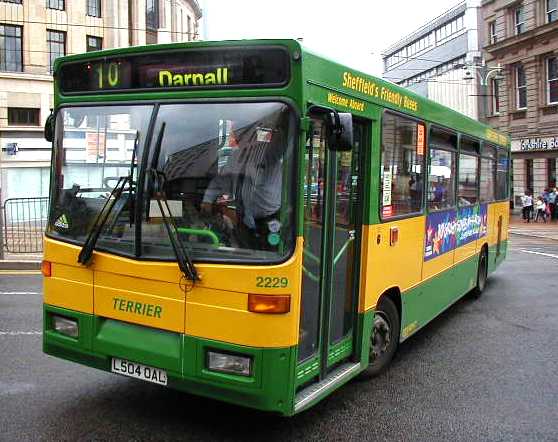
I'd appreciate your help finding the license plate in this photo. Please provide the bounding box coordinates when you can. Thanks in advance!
[111,358,168,386]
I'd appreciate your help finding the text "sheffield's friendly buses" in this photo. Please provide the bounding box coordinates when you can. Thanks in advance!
[342,71,418,112]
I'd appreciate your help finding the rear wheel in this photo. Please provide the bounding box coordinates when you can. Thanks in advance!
[363,296,400,377]
[471,248,488,299]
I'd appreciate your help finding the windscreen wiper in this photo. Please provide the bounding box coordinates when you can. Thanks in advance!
[148,169,199,282]
[77,176,130,265]
[128,130,140,227]
[145,122,166,221]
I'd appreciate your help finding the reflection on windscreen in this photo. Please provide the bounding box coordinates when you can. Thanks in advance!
[48,102,296,263]
[48,105,153,256]
[141,102,295,261]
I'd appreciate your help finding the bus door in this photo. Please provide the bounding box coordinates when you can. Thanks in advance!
[298,115,364,382]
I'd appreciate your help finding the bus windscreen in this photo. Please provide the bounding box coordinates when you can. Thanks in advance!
[59,47,290,94]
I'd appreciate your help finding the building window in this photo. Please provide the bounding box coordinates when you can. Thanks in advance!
[514,5,526,35]
[146,0,159,30]
[435,14,464,43]
[47,30,65,74]
[87,0,101,18]
[0,24,23,72]
[489,21,497,44]
[8,108,40,126]
[187,15,192,40]
[491,78,501,114]
[547,57,558,105]
[46,0,64,10]
[547,0,557,23]
[516,64,527,109]
[86,35,102,52]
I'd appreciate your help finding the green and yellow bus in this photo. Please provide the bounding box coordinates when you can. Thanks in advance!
[42,39,510,416]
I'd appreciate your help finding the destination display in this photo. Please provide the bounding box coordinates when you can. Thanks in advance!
[59,47,290,94]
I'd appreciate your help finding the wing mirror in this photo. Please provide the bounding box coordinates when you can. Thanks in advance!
[307,105,354,151]
[44,111,55,143]
[326,110,353,151]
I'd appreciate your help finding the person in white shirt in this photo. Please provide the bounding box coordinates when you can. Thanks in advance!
[534,196,547,223]
[521,191,533,223]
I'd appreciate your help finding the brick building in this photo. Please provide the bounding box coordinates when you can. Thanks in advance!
[481,0,558,204]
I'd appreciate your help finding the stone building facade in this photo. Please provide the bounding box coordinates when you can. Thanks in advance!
[0,0,202,203]
[481,0,558,203]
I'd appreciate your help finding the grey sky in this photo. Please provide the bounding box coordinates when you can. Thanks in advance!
[201,0,460,76]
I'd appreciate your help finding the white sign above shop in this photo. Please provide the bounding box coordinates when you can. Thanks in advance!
[512,136,558,152]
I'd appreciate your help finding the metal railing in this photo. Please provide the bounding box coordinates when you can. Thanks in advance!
[2,197,49,253]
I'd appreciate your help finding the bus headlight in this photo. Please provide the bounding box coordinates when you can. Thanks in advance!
[52,315,79,338]
[207,351,251,376]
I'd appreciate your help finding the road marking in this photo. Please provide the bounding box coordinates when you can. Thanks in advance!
[0,331,42,336]
[0,291,40,295]
[520,249,558,260]
[0,270,41,275]
[0,382,36,395]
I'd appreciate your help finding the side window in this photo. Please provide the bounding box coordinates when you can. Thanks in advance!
[496,148,510,200]
[480,144,496,203]
[380,112,425,219]
[427,128,457,211]
[458,137,480,206]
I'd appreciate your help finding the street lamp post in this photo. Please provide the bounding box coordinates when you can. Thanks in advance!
[462,62,504,122]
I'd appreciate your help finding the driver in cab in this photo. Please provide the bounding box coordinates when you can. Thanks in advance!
[200,114,287,250]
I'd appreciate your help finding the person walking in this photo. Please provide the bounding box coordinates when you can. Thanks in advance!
[521,191,533,223]
[534,196,547,223]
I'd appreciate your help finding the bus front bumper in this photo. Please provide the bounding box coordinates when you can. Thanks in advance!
[43,304,296,415]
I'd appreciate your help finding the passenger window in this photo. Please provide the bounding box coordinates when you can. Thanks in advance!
[427,128,456,211]
[496,148,509,200]
[380,112,425,219]
[458,154,479,205]
[458,137,479,206]
[480,144,496,203]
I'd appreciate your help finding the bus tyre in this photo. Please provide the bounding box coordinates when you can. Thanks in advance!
[363,296,400,378]
[471,248,488,299]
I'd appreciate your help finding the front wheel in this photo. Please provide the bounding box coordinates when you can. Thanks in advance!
[362,296,400,378]
[470,248,488,299]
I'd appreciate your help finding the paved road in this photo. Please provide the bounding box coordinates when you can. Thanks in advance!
[1,236,557,441]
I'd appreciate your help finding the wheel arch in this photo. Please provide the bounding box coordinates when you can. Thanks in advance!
[376,286,402,324]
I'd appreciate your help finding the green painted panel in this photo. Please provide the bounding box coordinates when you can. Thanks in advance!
[93,318,182,373]
[400,242,507,341]
[401,254,477,341]
[43,305,296,415]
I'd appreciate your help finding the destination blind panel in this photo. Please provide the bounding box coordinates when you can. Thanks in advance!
[59,47,290,94]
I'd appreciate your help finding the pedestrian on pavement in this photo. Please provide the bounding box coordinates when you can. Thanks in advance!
[549,188,557,220]
[534,196,547,223]
[542,188,550,203]
[521,191,533,222]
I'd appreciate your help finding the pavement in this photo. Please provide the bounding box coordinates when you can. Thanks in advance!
[508,211,558,241]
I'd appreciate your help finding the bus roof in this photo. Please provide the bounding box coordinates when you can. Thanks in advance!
[53,38,509,149]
